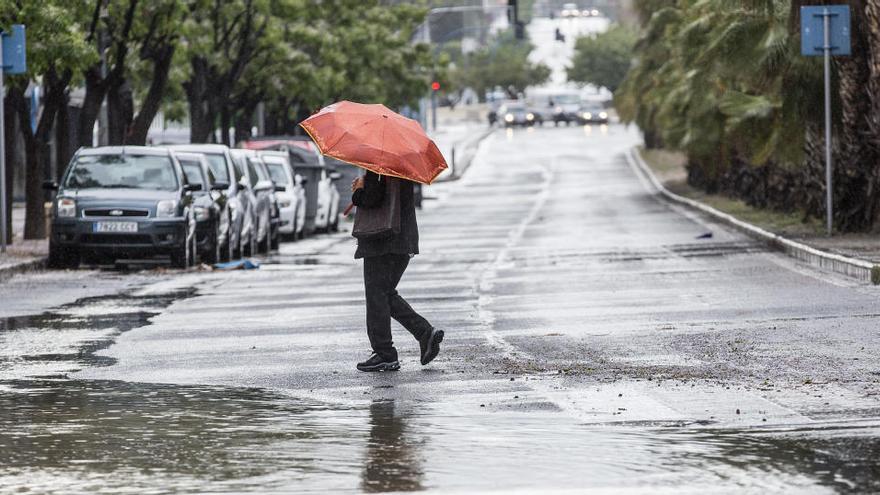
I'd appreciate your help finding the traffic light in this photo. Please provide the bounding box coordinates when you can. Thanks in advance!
[431,81,440,91]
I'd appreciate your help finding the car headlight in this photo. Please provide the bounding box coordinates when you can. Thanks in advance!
[156,200,178,217]
[553,106,563,114]
[599,112,608,119]
[583,112,592,120]
[526,113,534,120]
[57,198,76,218]
[504,114,514,122]
[278,199,292,208]
[194,206,209,222]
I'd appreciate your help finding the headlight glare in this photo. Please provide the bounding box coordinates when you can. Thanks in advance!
[156,200,178,217]
[504,114,514,122]
[57,198,76,218]
[599,112,608,119]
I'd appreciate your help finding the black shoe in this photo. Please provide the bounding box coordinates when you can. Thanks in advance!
[357,353,400,372]
[420,328,444,366]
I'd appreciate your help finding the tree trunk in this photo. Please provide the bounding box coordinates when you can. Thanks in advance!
[220,103,231,146]
[55,94,73,182]
[107,79,134,146]
[185,57,213,143]
[129,44,176,145]
[12,69,72,240]
[77,67,106,148]
[863,1,880,231]
[2,95,15,244]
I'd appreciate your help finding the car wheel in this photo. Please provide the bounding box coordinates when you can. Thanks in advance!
[220,211,232,262]
[204,221,220,265]
[171,223,195,269]
[170,241,189,269]
[257,219,269,254]
[47,242,80,269]
[270,222,280,250]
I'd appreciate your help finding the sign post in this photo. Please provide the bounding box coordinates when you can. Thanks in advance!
[0,25,27,254]
[801,6,850,236]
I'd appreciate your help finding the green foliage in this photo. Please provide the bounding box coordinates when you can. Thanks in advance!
[568,24,637,92]
[450,31,550,99]
[615,0,823,178]
[0,1,96,88]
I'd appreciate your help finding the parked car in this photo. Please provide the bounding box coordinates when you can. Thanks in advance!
[499,102,538,127]
[44,146,199,269]
[577,103,609,124]
[242,137,341,234]
[260,150,306,241]
[229,149,278,254]
[167,144,246,260]
[174,152,229,264]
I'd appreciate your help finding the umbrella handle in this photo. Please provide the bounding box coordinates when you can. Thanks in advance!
[343,203,355,217]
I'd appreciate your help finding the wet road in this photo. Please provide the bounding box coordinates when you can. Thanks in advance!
[3,124,880,493]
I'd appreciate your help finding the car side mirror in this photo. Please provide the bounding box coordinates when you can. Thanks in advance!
[42,180,59,191]
[329,172,342,181]
[184,183,203,192]
[211,181,229,191]
[274,184,286,192]
[299,177,308,185]
[239,177,249,188]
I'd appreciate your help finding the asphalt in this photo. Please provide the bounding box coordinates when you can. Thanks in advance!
[2,123,879,493]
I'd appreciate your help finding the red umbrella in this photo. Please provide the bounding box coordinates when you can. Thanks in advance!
[299,101,448,185]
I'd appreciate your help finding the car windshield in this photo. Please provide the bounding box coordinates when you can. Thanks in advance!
[64,154,178,191]
[202,153,230,183]
[264,162,288,184]
[554,94,580,104]
[180,161,206,189]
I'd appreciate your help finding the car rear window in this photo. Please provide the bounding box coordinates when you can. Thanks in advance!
[202,154,230,183]
[265,162,288,184]
[65,154,179,191]
[181,161,206,189]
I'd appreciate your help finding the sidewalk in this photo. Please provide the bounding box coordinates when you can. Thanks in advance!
[634,147,880,284]
[429,104,494,182]
[0,203,48,280]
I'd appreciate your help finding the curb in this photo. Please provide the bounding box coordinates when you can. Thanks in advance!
[436,127,495,182]
[627,147,880,285]
[0,256,47,282]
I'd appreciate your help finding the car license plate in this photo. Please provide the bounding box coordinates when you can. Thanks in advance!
[93,221,138,233]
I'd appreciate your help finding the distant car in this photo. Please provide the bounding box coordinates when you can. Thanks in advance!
[44,146,199,269]
[499,102,538,127]
[549,94,582,125]
[577,103,609,124]
[174,152,229,264]
[260,150,306,241]
[561,3,580,17]
[230,149,278,254]
[167,144,246,261]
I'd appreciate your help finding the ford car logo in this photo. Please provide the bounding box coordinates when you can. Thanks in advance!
[109,209,124,216]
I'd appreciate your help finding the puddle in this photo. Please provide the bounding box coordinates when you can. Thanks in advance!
[0,378,876,493]
[0,289,194,379]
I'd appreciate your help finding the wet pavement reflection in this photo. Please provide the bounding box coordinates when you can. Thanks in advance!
[0,377,878,493]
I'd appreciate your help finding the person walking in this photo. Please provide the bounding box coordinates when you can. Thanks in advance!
[351,171,444,372]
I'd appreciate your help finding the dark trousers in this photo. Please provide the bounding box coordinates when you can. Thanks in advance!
[363,253,432,360]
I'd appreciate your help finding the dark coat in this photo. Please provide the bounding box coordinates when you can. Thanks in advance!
[351,171,419,259]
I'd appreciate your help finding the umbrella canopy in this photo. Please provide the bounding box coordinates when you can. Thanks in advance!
[299,101,447,185]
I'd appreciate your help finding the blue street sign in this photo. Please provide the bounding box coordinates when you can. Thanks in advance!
[801,6,851,57]
[1,24,27,74]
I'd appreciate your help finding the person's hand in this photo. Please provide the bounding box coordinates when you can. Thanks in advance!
[351,177,364,192]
